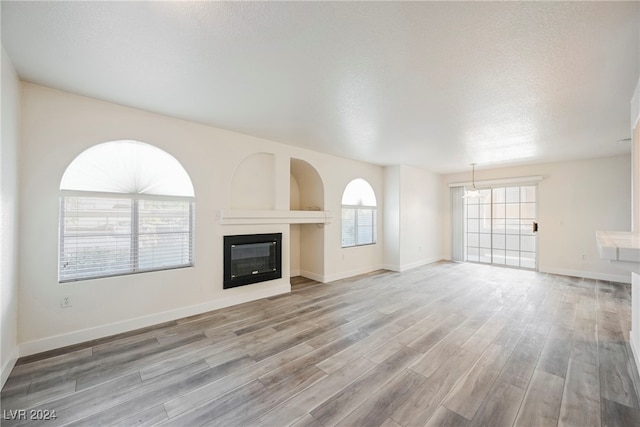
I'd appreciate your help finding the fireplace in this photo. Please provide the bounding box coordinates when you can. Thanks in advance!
[223,233,282,289]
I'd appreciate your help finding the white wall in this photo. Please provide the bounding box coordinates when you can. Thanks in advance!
[289,175,301,276]
[384,165,443,271]
[323,167,386,282]
[231,153,275,209]
[383,166,401,268]
[442,155,632,283]
[632,76,640,233]
[17,83,385,354]
[1,47,20,386]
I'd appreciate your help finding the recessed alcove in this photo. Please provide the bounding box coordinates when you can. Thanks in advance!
[290,158,325,281]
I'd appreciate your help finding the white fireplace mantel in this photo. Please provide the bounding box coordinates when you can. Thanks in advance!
[217,209,331,225]
[596,230,640,274]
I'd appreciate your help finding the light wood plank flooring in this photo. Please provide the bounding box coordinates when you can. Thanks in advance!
[2,262,640,426]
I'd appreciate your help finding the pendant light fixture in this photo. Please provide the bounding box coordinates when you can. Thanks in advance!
[462,163,482,199]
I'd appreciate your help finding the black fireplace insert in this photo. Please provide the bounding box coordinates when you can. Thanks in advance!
[223,233,282,289]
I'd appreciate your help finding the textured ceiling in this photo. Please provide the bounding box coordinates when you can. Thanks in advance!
[2,1,639,173]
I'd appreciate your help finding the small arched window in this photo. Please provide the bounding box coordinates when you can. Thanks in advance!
[59,140,195,282]
[341,178,377,247]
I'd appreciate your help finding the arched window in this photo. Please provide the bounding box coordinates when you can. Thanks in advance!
[59,140,195,282]
[341,178,377,247]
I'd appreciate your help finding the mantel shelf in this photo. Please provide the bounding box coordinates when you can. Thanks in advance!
[217,209,331,225]
[596,230,640,274]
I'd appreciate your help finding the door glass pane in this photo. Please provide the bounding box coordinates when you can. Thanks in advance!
[521,235,536,252]
[506,250,520,266]
[479,233,491,248]
[467,246,480,262]
[505,219,520,234]
[521,186,536,202]
[479,189,491,202]
[521,220,535,235]
[521,251,536,268]
[466,203,479,219]
[506,235,519,250]
[505,203,520,219]
[493,234,506,250]
[493,249,506,265]
[521,203,536,219]
[505,187,520,203]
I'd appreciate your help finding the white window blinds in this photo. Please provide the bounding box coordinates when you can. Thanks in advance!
[59,141,195,282]
[341,179,377,248]
[59,196,194,282]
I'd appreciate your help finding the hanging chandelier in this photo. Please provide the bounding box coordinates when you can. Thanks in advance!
[462,163,482,199]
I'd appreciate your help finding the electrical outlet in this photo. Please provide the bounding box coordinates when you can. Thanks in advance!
[60,296,72,308]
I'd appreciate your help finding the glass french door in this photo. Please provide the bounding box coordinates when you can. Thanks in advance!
[464,185,537,269]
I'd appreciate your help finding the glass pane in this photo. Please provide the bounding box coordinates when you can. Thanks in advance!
[493,203,506,219]
[506,235,519,250]
[492,219,506,234]
[479,217,492,233]
[466,195,480,206]
[479,233,491,248]
[521,186,536,203]
[521,203,536,219]
[492,249,506,265]
[479,189,492,203]
[467,246,479,262]
[356,208,375,245]
[138,199,192,270]
[467,218,479,233]
[521,220,535,236]
[521,251,536,269]
[506,250,520,266]
[467,233,479,247]
[466,203,480,219]
[342,179,376,206]
[479,249,492,263]
[505,203,520,219]
[492,187,506,203]
[505,219,520,234]
[505,187,520,203]
[493,234,506,250]
[60,197,133,281]
[341,208,356,247]
[521,235,536,252]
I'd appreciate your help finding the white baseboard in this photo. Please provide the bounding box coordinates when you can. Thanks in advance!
[1,345,19,388]
[540,267,632,284]
[383,257,442,273]
[321,265,386,283]
[18,283,290,357]
[299,270,324,282]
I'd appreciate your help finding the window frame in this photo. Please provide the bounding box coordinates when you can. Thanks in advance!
[340,178,378,248]
[58,190,195,283]
[341,204,377,248]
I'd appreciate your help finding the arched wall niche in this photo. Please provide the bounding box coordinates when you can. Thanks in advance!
[290,158,324,280]
[290,158,324,210]
[230,152,275,209]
